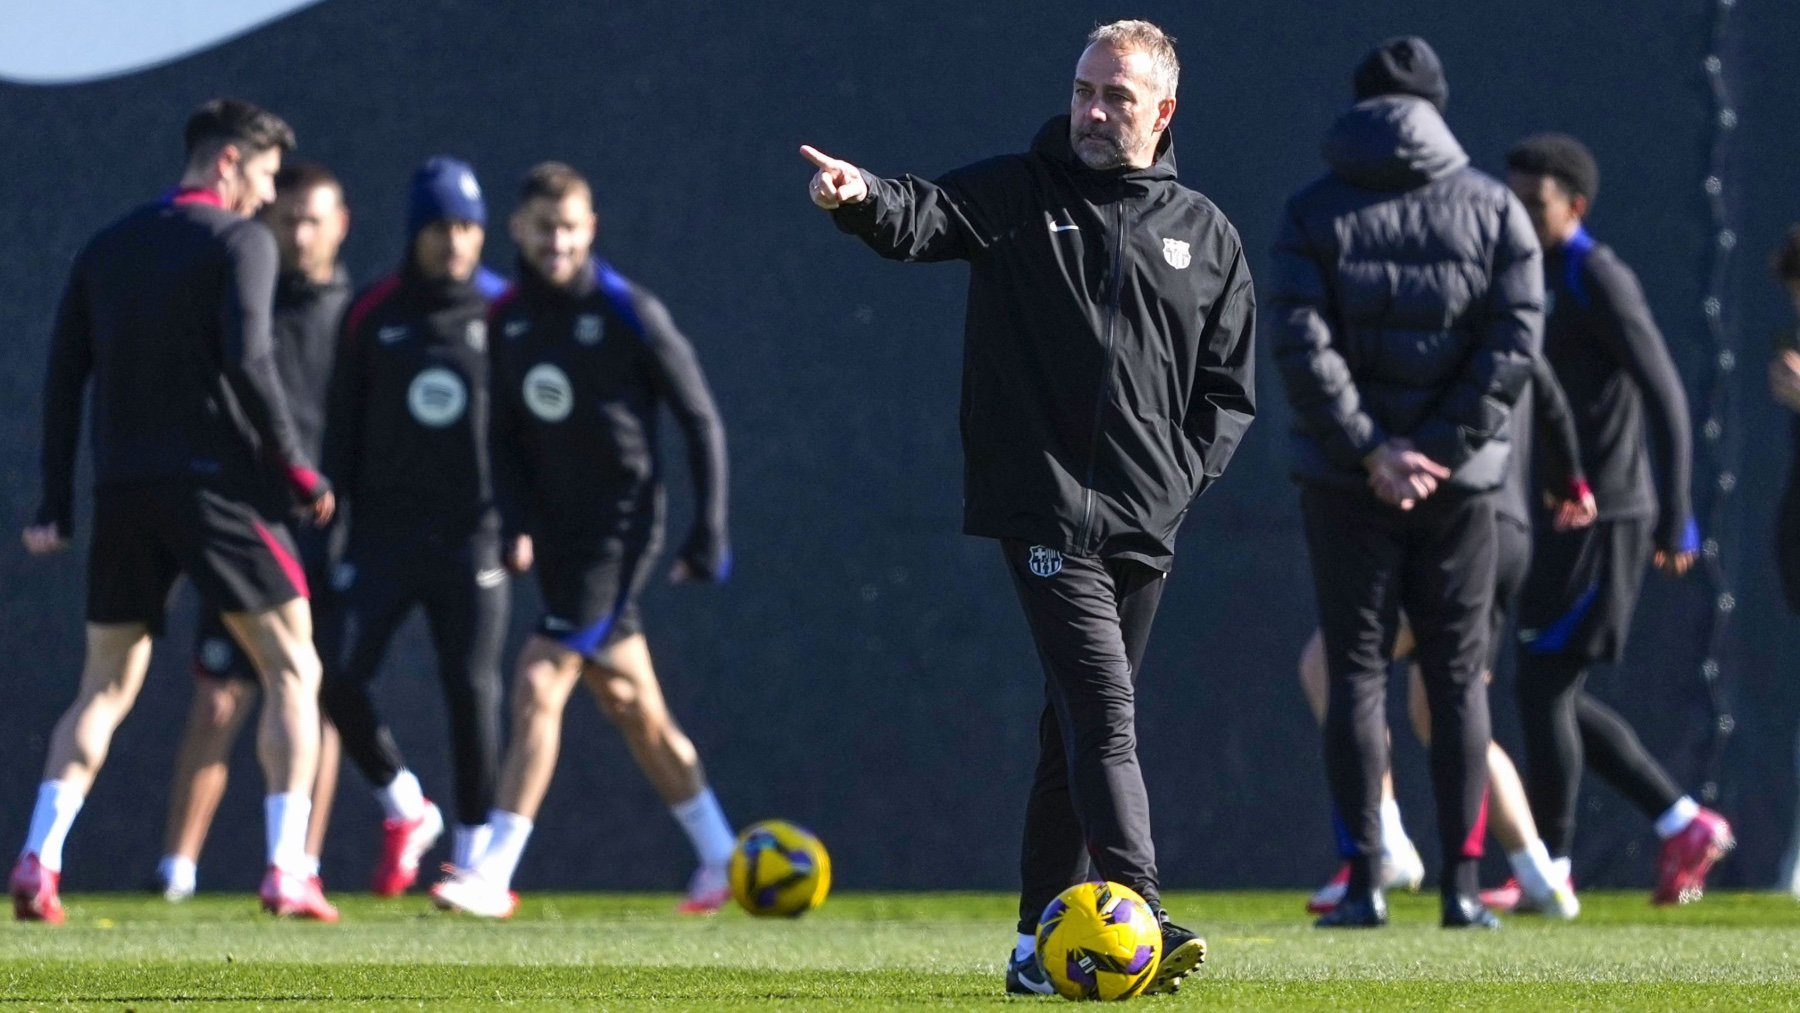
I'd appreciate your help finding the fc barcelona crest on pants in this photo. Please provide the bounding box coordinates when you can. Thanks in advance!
[1028,545,1064,577]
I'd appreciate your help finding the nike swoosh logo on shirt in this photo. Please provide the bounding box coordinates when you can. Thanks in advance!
[1049,224,1080,233]
[0,0,324,85]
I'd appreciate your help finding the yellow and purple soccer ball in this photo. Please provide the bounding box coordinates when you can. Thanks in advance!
[1035,881,1162,1001]
[728,820,831,917]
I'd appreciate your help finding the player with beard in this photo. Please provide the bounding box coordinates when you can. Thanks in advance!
[13,99,336,922]
[430,162,735,919]
[801,20,1253,994]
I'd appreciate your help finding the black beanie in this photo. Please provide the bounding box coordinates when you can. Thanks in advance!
[1353,36,1448,112]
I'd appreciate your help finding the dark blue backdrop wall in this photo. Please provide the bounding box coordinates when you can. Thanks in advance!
[3,0,1798,894]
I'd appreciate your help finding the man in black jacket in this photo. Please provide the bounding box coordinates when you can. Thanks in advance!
[13,99,336,923]
[154,161,353,904]
[1273,37,1542,929]
[803,19,1253,995]
[431,162,735,920]
[319,157,511,901]
[1504,133,1731,907]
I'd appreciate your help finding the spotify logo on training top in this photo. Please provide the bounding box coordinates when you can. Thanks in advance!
[407,367,467,427]
[523,363,574,422]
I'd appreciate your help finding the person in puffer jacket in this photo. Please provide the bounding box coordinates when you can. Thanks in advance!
[1272,35,1542,930]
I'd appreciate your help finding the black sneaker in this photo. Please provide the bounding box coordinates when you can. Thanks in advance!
[1144,915,1207,995]
[1315,889,1387,928]
[1442,894,1501,929]
[1005,948,1056,996]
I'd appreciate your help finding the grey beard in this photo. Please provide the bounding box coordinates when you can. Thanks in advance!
[1073,133,1130,171]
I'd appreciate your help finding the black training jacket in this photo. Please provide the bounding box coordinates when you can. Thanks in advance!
[324,266,498,542]
[830,115,1256,570]
[273,264,354,465]
[1541,229,1694,552]
[37,192,327,531]
[1272,96,1543,494]
[489,260,730,580]
[1498,354,1586,527]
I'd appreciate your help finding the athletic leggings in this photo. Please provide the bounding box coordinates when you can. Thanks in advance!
[319,534,507,826]
[1515,651,1683,857]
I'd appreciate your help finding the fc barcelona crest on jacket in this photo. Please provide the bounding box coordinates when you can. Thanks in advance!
[1161,237,1191,269]
[1028,545,1064,577]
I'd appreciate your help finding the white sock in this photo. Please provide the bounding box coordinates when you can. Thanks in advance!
[158,854,197,894]
[473,809,532,890]
[23,780,84,871]
[303,854,321,878]
[1014,932,1036,963]
[670,787,735,868]
[375,769,427,823]
[453,824,492,870]
[265,793,313,875]
[1378,798,1411,854]
[1551,856,1573,885]
[1655,796,1700,839]
[1507,838,1559,896]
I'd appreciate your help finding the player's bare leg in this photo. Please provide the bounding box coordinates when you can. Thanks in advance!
[306,719,341,872]
[585,635,702,804]
[13,622,153,922]
[585,634,734,912]
[159,679,258,900]
[432,636,582,919]
[221,597,336,920]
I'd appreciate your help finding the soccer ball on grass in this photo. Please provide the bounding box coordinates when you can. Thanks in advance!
[728,820,831,917]
[1035,880,1162,1001]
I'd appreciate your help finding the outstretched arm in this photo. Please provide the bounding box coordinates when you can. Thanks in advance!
[800,143,1017,264]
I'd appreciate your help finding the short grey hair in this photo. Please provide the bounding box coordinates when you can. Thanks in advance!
[1087,20,1180,99]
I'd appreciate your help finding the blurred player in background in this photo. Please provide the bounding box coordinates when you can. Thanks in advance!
[1505,133,1732,907]
[153,162,353,902]
[1768,224,1800,898]
[1273,37,1541,930]
[12,99,337,922]
[318,157,509,899]
[1300,353,1590,920]
[431,162,735,920]
[802,19,1253,994]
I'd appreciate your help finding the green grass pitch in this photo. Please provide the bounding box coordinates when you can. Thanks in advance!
[4,890,1800,1009]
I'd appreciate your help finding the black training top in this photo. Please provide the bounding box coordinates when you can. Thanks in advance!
[324,264,499,541]
[1540,226,1694,552]
[37,190,326,532]
[273,264,354,465]
[829,115,1256,571]
[489,259,730,580]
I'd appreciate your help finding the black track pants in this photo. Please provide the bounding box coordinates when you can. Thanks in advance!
[1301,486,1495,900]
[1004,539,1166,933]
[319,535,507,826]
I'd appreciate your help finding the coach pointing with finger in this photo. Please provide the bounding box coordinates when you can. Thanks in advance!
[803,20,1254,996]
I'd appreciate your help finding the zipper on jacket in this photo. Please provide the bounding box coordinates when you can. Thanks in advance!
[1076,201,1128,552]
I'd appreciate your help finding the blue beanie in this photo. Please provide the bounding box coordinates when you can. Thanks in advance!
[407,156,486,237]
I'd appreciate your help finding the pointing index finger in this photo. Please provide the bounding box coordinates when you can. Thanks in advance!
[799,144,838,170]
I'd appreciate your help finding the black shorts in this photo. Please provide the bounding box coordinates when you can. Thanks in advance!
[534,537,659,658]
[1517,516,1652,665]
[193,523,338,682]
[89,481,308,635]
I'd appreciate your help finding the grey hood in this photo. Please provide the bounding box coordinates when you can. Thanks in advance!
[1322,95,1469,192]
